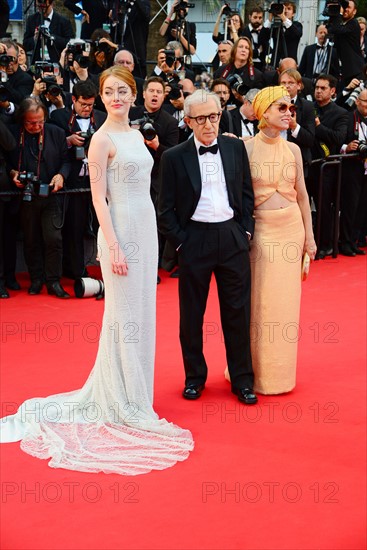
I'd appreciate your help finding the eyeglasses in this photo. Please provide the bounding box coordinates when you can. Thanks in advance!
[273,102,297,115]
[115,60,133,66]
[76,99,95,109]
[218,40,233,46]
[187,113,221,125]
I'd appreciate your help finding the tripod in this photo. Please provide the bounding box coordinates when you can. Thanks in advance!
[265,18,288,70]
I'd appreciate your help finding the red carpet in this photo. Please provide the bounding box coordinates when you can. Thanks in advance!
[1,256,366,550]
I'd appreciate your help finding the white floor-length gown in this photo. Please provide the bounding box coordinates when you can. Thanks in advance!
[0,130,194,475]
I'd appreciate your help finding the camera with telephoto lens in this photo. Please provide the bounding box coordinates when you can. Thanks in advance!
[130,114,156,141]
[166,74,182,100]
[0,54,16,67]
[94,39,111,54]
[322,0,349,17]
[32,61,60,78]
[345,82,365,108]
[66,39,91,68]
[75,127,96,160]
[163,49,175,68]
[19,172,39,202]
[227,73,247,96]
[42,75,62,97]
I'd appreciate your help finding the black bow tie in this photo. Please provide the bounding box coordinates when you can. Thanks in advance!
[75,115,88,120]
[316,44,325,49]
[242,117,252,124]
[44,17,51,22]
[199,144,218,155]
[251,29,259,35]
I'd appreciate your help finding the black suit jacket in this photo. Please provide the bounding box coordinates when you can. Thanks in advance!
[158,135,255,251]
[49,107,106,186]
[7,123,71,184]
[23,11,75,64]
[298,43,340,80]
[3,67,34,105]
[312,101,348,159]
[287,97,315,176]
[242,26,269,70]
[219,108,258,139]
[63,0,109,39]
[0,0,9,37]
[262,20,303,66]
[0,116,16,196]
[328,16,364,81]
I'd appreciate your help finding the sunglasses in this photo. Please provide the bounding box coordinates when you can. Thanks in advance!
[274,102,297,115]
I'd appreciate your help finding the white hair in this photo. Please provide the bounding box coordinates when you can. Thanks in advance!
[184,90,221,116]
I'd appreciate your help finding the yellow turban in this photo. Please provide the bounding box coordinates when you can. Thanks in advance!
[252,86,290,121]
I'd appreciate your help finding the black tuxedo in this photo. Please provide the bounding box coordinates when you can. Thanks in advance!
[158,135,255,390]
[298,43,340,81]
[23,10,74,64]
[243,26,269,71]
[311,101,348,250]
[49,107,106,278]
[287,97,315,177]
[3,67,34,105]
[64,0,109,39]
[219,108,258,138]
[328,16,364,82]
[340,110,367,247]
[263,20,303,66]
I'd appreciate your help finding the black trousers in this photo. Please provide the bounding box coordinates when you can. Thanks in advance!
[178,218,254,390]
[21,194,63,284]
[0,198,20,284]
[340,162,366,246]
[62,188,91,279]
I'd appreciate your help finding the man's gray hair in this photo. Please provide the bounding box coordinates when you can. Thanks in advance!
[167,41,184,55]
[244,88,260,103]
[184,90,221,116]
[114,49,134,65]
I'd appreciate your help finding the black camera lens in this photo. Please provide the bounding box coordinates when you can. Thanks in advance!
[75,54,89,69]
[0,54,14,67]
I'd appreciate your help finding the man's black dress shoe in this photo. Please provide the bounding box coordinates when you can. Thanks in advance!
[5,279,21,290]
[47,282,70,298]
[351,244,366,255]
[170,268,180,278]
[232,387,258,405]
[0,285,9,298]
[28,281,43,295]
[318,248,333,259]
[183,384,205,400]
[339,244,356,257]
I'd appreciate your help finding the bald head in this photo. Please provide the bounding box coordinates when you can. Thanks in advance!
[278,57,297,74]
[114,50,134,72]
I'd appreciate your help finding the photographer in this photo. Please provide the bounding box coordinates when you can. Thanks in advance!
[0,40,34,109]
[159,0,196,56]
[8,98,71,297]
[152,42,195,84]
[50,80,106,279]
[327,0,364,85]
[129,77,179,206]
[339,88,367,255]
[215,37,265,97]
[311,74,348,258]
[243,6,269,71]
[88,29,117,75]
[212,4,244,45]
[299,24,340,81]
[63,0,110,40]
[30,65,66,115]
[59,41,98,94]
[23,0,74,64]
[263,1,303,65]
[0,115,17,299]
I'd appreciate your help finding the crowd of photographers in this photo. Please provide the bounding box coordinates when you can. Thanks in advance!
[0,0,367,299]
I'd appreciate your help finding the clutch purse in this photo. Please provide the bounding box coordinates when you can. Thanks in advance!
[301,252,310,281]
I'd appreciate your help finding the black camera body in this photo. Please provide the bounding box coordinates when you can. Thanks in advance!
[33,61,59,78]
[323,0,349,17]
[222,3,240,17]
[66,40,91,68]
[0,84,9,102]
[0,54,15,67]
[174,1,195,13]
[163,49,176,68]
[227,73,247,96]
[43,75,62,97]
[130,114,157,141]
[19,172,39,202]
[94,39,111,54]
[268,1,284,16]
[75,128,95,160]
[166,74,183,100]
